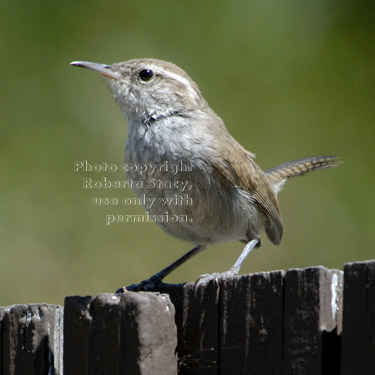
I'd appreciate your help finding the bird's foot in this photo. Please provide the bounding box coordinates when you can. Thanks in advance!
[195,269,238,289]
[115,275,165,294]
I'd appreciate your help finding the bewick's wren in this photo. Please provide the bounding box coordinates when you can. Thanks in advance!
[71,58,339,292]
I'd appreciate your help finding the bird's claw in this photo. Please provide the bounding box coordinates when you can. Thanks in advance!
[194,270,238,289]
[115,276,164,294]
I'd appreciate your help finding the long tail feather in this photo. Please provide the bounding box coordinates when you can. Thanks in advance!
[265,156,340,194]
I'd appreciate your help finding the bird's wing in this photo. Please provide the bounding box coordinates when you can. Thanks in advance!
[211,134,283,245]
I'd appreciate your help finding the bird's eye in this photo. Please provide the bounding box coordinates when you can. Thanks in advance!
[139,69,154,82]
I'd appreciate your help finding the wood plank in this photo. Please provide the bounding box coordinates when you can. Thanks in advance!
[341,260,375,375]
[63,292,177,375]
[157,281,221,375]
[219,271,284,374]
[1,304,63,375]
[283,267,342,375]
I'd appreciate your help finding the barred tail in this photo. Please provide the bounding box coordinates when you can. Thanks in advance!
[265,155,340,194]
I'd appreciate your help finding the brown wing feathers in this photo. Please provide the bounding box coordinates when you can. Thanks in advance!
[213,139,283,245]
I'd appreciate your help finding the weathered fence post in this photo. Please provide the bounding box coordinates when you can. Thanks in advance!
[283,267,343,375]
[0,304,63,375]
[341,260,375,375]
[63,292,177,375]
[167,281,221,375]
[220,271,285,374]
[162,271,286,374]
[156,266,343,375]
[1,261,375,374]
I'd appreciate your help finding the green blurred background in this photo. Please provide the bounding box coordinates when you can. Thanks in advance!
[1,1,374,306]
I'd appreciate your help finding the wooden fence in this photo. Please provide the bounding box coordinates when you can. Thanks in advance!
[0,260,374,374]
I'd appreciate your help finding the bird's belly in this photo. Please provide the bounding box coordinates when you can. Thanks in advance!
[127,169,261,244]
[125,132,261,244]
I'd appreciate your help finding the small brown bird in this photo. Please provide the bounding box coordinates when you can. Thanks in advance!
[70,59,339,291]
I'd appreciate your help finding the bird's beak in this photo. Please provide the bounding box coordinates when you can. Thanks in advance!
[70,61,121,80]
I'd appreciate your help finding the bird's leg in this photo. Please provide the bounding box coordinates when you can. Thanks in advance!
[116,244,207,293]
[228,238,260,274]
[195,238,260,287]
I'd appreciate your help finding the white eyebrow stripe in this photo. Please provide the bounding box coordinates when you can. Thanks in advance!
[156,67,199,100]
